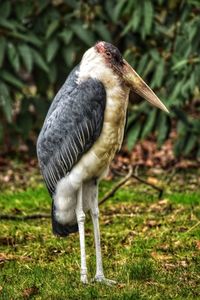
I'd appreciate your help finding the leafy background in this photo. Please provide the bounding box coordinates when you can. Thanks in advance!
[0,0,199,159]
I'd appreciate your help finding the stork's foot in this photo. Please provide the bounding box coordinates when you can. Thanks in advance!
[92,275,116,286]
[81,274,88,284]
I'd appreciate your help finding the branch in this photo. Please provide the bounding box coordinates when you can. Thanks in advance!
[99,165,164,205]
[131,174,163,199]
[114,167,163,199]
[99,166,133,205]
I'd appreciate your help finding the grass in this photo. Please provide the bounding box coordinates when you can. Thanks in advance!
[0,177,200,299]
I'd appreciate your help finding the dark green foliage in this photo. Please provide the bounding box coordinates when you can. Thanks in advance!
[0,0,199,157]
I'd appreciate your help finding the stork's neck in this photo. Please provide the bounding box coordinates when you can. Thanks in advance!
[76,47,120,89]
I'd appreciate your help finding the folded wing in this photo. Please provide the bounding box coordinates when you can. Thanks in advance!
[37,73,106,196]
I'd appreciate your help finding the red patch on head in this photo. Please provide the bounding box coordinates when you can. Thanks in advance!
[95,41,105,53]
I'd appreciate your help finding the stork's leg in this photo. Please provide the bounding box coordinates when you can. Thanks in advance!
[76,183,88,284]
[89,181,116,286]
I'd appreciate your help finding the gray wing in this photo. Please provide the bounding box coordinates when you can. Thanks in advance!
[37,75,106,195]
[44,64,80,121]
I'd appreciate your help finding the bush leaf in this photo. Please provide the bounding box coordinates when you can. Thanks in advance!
[0,36,6,67]
[0,81,12,122]
[46,39,59,63]
[18,44,33,73]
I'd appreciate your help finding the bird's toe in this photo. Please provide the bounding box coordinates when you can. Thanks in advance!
[81,274,88,284]
[92,275,116,286]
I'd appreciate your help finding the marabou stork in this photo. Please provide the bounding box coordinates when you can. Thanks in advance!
[37,41,168,285]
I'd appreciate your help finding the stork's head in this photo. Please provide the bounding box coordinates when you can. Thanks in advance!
[95,41,169,113]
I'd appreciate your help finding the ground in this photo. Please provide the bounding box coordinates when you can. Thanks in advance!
[0,163,199,299]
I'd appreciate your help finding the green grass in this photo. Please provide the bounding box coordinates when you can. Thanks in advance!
[0,180,200,299]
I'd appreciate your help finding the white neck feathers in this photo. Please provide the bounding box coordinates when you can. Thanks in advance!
[76,47,120,89]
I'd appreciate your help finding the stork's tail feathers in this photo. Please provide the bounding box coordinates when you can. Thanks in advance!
[51,202,78,237]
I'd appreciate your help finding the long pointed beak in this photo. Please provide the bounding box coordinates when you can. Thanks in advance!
[122,60,169,113]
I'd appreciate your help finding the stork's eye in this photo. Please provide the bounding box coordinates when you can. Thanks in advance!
[106,51,112,58]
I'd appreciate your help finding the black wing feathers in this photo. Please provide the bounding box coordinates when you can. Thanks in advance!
[37,73,106,196]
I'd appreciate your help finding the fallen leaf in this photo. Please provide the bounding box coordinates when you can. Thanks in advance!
[0,253,31,263]
[22,286,39,298]
[0,253,13,262]
[147,177,159,185]
[149,199,171,214]
[146,220,160,228]
[196,241,200,250]
[117,283,126,289]
[164,263,176,270]
[158,199,169,205]
[180,260,188,268]
[157,243,170,252]
[174,240,181,248]
[151,252,173,261]
[178,226,188,232]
